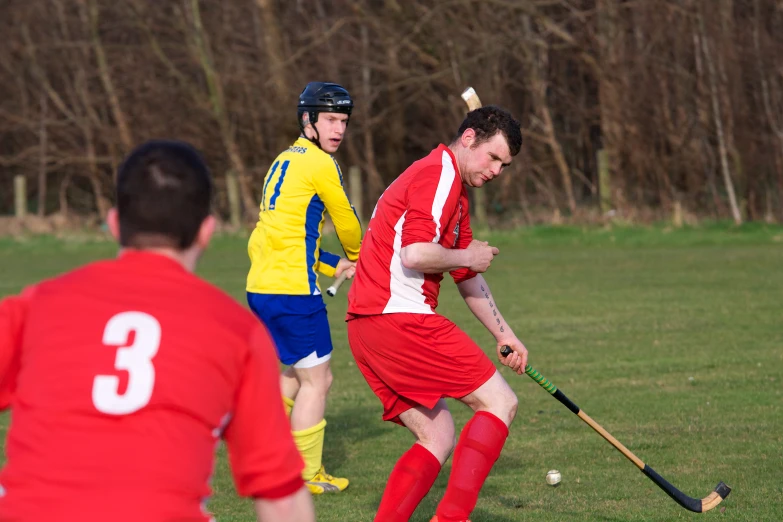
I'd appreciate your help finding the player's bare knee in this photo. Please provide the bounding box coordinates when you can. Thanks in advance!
[298,375,330,398]
[506,392,519,423]
[440,427,456,454]
[435,436,456,463]
[418,425,454,461]
[308,370,331,398]
[491,376,518,424]
[440,420,456,451]
[323,367,334,393]
[487,387,517,426]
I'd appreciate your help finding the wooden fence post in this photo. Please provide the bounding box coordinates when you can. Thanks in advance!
[226,171,241,228]
[14,175,27,219]
[672,200,683,228]
[597,149,612,214]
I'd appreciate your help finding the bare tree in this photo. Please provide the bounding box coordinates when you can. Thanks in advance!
[697,4,742,224]
[87,0,133,153]
[520,14,576,215]
[1,0,780,224]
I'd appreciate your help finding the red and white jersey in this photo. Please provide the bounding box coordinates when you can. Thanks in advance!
[0,251,303,522]
[348,144,477,316]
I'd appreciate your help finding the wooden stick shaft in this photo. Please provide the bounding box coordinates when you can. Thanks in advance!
[326,272,348,296]
[461,87,482,111]
[576,410,645,469]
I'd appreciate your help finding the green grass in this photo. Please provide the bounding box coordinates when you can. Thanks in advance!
[1,223,782,521]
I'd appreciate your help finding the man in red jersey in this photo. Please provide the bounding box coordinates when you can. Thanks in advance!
[0,140,314,522]
[347,106,526,522]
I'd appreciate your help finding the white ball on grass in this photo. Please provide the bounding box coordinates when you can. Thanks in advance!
[546,469,561,487]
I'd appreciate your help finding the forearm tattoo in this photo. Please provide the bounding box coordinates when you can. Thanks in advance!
[481,284,504,333]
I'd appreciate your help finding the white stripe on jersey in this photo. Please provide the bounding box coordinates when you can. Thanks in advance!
[430,151,457,243]
[383,211,433,314]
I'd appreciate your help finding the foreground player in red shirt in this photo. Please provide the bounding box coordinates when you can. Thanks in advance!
[347,106,526,522]
[0,141,314,522]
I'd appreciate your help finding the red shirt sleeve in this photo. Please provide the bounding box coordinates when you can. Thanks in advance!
[450,194,478,284]
[401,166,461,248]
[0,289,33,410]
[223,324,304,499]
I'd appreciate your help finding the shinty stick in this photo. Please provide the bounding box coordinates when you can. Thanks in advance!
[499,346,731,513]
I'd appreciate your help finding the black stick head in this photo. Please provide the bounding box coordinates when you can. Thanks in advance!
[715,482,732,499]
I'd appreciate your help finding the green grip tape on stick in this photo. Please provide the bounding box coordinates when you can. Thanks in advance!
[501,345,580,414]
[500,346,557,394]
[525,365,557,394]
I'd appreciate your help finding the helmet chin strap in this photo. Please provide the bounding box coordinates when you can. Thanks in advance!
[301,111,323,150]
[310,127,323,149]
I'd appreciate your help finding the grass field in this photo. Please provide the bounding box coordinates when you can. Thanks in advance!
[1,223,781,521]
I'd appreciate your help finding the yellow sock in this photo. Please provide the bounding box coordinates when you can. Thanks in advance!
[282,395,295,417]
[292,419,327,481]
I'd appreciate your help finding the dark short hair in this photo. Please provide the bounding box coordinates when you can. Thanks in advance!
[453,105,522,156]
[116,140,213,249]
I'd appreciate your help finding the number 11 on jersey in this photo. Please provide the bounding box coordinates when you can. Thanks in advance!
[262,160,290,211]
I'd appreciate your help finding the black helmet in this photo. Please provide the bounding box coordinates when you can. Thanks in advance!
[297,82,353,133]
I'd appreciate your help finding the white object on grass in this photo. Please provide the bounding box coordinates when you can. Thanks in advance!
[546,469,562,486]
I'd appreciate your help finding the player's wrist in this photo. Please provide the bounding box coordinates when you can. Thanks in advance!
[453,248,474,270]
[494,331,517,344]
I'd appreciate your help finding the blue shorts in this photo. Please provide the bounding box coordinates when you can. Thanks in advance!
[247,293,333,366]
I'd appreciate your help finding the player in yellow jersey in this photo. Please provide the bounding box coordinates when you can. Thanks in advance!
[246,82,362,495]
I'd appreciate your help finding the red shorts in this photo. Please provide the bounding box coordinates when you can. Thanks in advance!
[347,313,496,424]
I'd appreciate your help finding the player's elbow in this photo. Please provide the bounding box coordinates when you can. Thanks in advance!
[333,224,362,256]
[336,223,362,241]
[400,245,424,271]
[254,486,315,522]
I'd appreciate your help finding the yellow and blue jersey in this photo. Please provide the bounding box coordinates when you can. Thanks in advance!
[247,137,362,295]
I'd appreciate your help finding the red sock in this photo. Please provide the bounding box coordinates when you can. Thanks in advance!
[435,411,509,522]
[374,443,442,522]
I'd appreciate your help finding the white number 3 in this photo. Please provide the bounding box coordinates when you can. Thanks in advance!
[92,312,161,415]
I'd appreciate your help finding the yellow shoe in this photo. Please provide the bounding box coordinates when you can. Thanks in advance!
[306,465,349,494]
